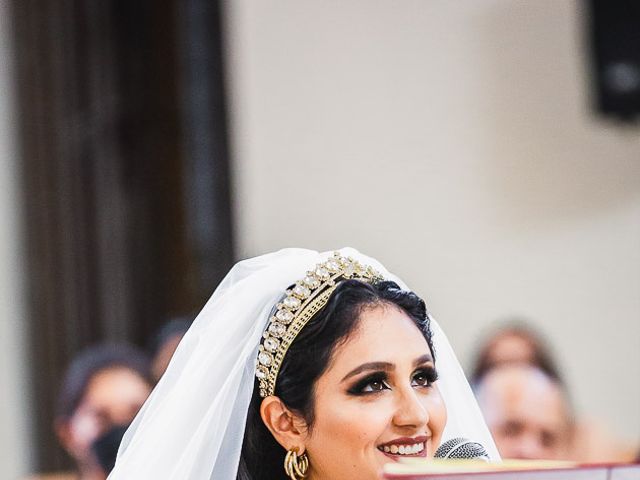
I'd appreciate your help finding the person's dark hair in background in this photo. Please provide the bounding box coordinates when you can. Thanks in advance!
[237,279,435,480]
[470,319,562,386]
[147,315,194,383]
[55,344,153,480]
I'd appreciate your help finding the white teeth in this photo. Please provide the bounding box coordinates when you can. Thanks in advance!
[380,442,424,456]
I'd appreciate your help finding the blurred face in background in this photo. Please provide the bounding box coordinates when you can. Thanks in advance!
[475,365,573,460]
[57,366,152,474]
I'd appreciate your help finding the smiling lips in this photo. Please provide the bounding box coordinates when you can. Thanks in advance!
[377,436,429,458]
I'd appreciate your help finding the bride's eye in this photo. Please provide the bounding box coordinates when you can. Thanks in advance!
[348,373,390,396]
[364,379,389,392]
[411,367,438,388]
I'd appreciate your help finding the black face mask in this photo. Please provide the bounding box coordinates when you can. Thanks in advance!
[91,424,130,474]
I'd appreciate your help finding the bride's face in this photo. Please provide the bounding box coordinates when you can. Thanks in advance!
[303,304,447,480]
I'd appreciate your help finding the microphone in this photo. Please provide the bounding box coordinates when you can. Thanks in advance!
[434,437,490,461]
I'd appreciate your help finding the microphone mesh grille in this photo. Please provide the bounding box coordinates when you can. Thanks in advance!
[434,437,489,460]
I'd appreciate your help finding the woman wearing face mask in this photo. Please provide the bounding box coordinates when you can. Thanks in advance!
[55,344,153,480]
[109,248,499,480]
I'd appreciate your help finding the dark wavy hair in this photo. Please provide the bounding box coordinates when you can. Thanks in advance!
[469,321,563,386]
[237,279,434,480]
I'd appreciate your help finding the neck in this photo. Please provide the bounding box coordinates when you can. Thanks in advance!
[77,464,106,480]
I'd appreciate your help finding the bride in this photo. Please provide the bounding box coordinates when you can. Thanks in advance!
[108,248,498,479]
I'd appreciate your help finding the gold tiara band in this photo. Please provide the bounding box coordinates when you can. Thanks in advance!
[255,251,384,398]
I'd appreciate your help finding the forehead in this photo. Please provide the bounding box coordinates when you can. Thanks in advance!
[82,367,150,405]
[482,369,569,427]
[329,304,432,369]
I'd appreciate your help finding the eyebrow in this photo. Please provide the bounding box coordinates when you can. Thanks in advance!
[340,353,434,383]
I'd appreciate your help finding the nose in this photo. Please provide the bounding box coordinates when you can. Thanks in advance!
[392,386,429,430]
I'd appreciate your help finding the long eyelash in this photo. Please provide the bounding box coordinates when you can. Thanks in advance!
[347,372,388,396]
[414,366,439,384]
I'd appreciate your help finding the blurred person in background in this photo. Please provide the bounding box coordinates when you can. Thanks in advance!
[52,344,153,480]
[471,321,561,382]
[474,364,574,460]
[471,322,638,463]
[147,316,193,384]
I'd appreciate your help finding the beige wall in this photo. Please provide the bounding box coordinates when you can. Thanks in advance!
[0,0,32,478]
[224,0,640,439]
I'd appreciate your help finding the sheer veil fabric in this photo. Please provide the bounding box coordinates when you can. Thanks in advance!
[108,248,499,479]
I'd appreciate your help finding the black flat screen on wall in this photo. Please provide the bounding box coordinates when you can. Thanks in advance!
[588,0,640,122]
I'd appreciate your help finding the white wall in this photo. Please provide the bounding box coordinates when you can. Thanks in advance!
[0,0,32,478]
[224,0,640,439]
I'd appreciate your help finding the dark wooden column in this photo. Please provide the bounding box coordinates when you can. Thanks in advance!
[12,0,233,471]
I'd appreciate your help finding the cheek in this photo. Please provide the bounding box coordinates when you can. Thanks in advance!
[312,399,390,450]
[306,398,394,479]
[69,411,102,451]
[426,388,447,448]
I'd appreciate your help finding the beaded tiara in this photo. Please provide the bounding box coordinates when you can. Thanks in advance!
[255,251,384,398]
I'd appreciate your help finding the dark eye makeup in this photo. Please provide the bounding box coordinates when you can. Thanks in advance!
[347,365,438,396]
[347,372,390,395]
[411,367,439,387]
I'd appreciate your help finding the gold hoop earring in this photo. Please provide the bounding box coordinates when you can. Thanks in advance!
[284,447,309,480]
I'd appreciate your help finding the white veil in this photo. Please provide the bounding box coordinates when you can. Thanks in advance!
[109,248,499,479]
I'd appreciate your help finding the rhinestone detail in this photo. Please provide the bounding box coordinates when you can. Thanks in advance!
[258,351,273,366]
[255,251,384,397]
[268,322,286,337]
[326,259,340,272]
[293,284,311,298]
[303,275,320,288]
[264,337,280,352]
[283,296,301,309]
[315,266,330,279]
[276,309,294,324]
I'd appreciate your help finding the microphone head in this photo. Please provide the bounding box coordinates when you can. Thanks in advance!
[434,437,490,461]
